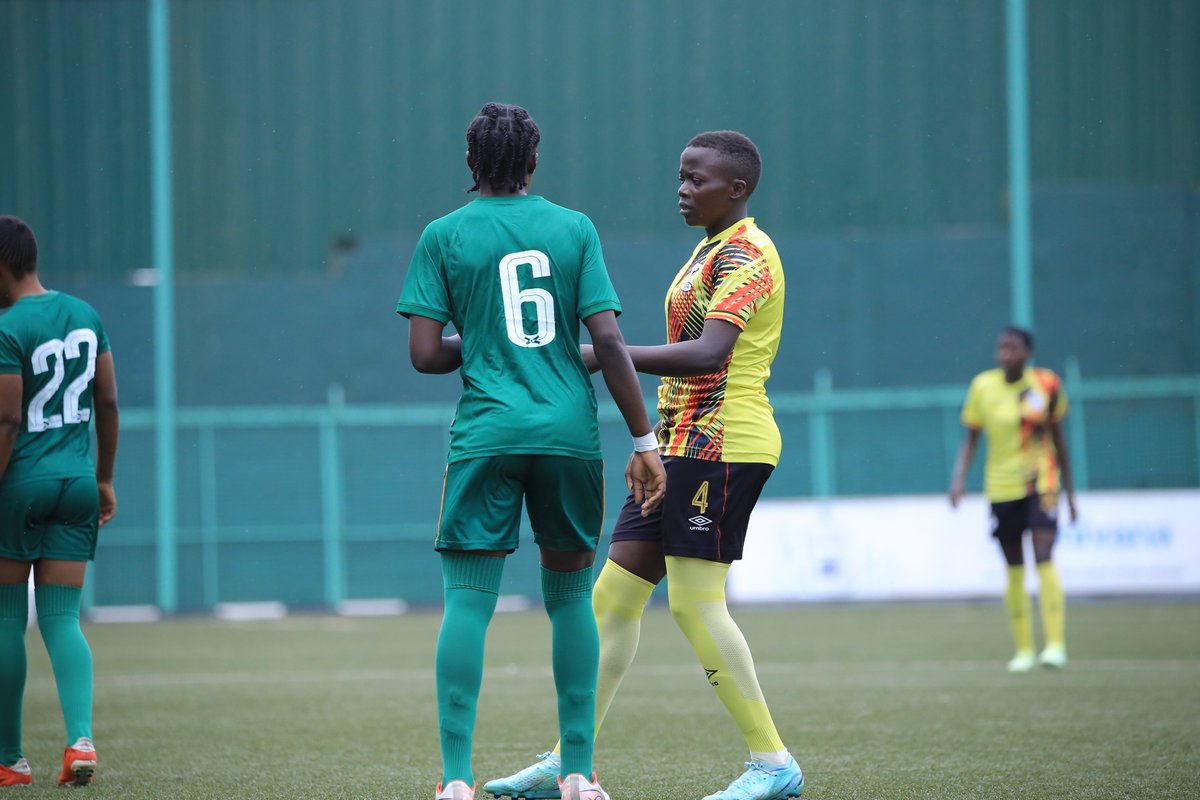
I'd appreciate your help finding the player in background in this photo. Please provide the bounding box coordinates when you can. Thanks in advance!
[397,103,665,800]
[0,216,119,787]
[950,326,1078,671]
[487,131,803,800]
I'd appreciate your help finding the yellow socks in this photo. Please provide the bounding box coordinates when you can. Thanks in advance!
[1005,565,1035,655]
[1036,561,1066,648]
[665,555,786,755]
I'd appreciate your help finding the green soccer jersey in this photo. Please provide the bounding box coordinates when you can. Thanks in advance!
[397,195,622,463]
[0,291,110,486]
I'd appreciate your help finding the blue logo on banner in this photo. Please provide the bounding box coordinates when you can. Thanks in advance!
[1062,523,1173,550]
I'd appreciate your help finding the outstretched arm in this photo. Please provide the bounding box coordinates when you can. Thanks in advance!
[583,310,665,515]
[408,315,463,374]
[949,427,981,508]
[582,318,741,377]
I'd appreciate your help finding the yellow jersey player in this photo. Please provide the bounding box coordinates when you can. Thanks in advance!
[950,326,1078,671]
[487,132,804,800]
[0,216,119,787]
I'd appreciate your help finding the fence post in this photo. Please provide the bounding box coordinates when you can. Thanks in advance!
[199,425,220,610]
[810,369,835,497]
[1064,356,1089,490]
[319,385,347,610]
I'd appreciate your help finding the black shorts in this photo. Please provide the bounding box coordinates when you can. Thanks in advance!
[990,492,1059,541]
[611,456,773,563]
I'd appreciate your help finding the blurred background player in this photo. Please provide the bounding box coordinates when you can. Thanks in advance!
[396,103,665,800]
[487,131,803,800]
[950,325,1078,671]
[0,216,119,787]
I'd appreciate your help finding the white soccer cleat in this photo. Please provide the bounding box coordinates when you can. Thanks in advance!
[557,773,610,800]
[1007,651,1038,672]
[436,779,475,800]
[1039,645,1068,669]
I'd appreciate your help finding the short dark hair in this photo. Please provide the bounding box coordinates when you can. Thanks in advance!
[1002,325,1034,352]
[0,216,38,277]
[687,131,762,195]
[466,103,541,194]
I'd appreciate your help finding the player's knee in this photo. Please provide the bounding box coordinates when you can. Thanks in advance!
[558,687,595,711]
[443,688,474,714]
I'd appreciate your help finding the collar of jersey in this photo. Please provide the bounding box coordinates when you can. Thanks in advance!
[704,216,754,245]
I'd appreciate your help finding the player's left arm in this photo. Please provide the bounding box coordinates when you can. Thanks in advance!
[1048,419,1077,523]
[408,314,463,374]
[624,319,741,376]
[0,373,20,480]
[93,351,120,527]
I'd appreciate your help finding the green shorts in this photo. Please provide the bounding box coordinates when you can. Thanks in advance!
[0,477,100,562]
[436,455,604,553]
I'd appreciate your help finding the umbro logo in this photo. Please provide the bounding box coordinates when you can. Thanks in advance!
[688,515,712,527]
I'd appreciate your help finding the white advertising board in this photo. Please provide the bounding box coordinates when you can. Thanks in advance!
[728,490,1200,603]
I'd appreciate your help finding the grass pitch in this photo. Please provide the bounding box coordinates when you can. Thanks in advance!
[15,600,1200,799]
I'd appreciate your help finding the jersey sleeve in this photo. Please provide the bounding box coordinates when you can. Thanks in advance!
[0,329,21,375]
[396,224,453,323]
[1041,369,1068,421]
[705,240,774,330]
[961,375,984,429]
[575,215,622,319]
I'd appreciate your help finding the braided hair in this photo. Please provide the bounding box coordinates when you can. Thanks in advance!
[0,216,38,277]
[466,103,541,194]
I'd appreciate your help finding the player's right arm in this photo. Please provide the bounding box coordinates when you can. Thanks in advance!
[949,427,980,508]
[0,373,21,480]
[92,351,119,526]
[583,310,665,516]
[408,315,463,374]
[950,376,985,508]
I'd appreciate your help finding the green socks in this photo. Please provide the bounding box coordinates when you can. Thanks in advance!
[35,584,93,745]
[542,566,599,778]
[436,553,504,786]
[0,585,28,766]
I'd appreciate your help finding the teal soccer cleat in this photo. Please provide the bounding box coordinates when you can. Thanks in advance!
[484,753,562,800]
[703,756,805,800]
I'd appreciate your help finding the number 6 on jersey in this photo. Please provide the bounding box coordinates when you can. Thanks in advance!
[499,249,556,348]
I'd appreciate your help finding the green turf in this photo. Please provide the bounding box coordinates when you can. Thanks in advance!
[12,600,1200,799]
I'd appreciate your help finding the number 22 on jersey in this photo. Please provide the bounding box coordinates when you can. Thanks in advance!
[27,328,98,432]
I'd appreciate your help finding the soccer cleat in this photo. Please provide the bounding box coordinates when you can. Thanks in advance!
[57,737,97,787]
[436,779,475,800]
[1039,645,1068,669]
[557,773,609,800]
[484,752,562,799]
[702,756,805,800]
[1007,651,1038,672]
[0,758,32,786]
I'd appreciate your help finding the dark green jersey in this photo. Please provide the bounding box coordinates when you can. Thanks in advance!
[0,291,110,486]
[397,195,622,463]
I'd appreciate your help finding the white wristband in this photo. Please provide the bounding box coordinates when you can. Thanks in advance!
[633,432,658,452]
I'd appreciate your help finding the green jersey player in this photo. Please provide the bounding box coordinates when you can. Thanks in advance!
[0,216,119,788]
[397,103,664,800]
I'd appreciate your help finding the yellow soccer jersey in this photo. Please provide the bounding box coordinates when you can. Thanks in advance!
[961,367,1069,503]
[657,217,784,465]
